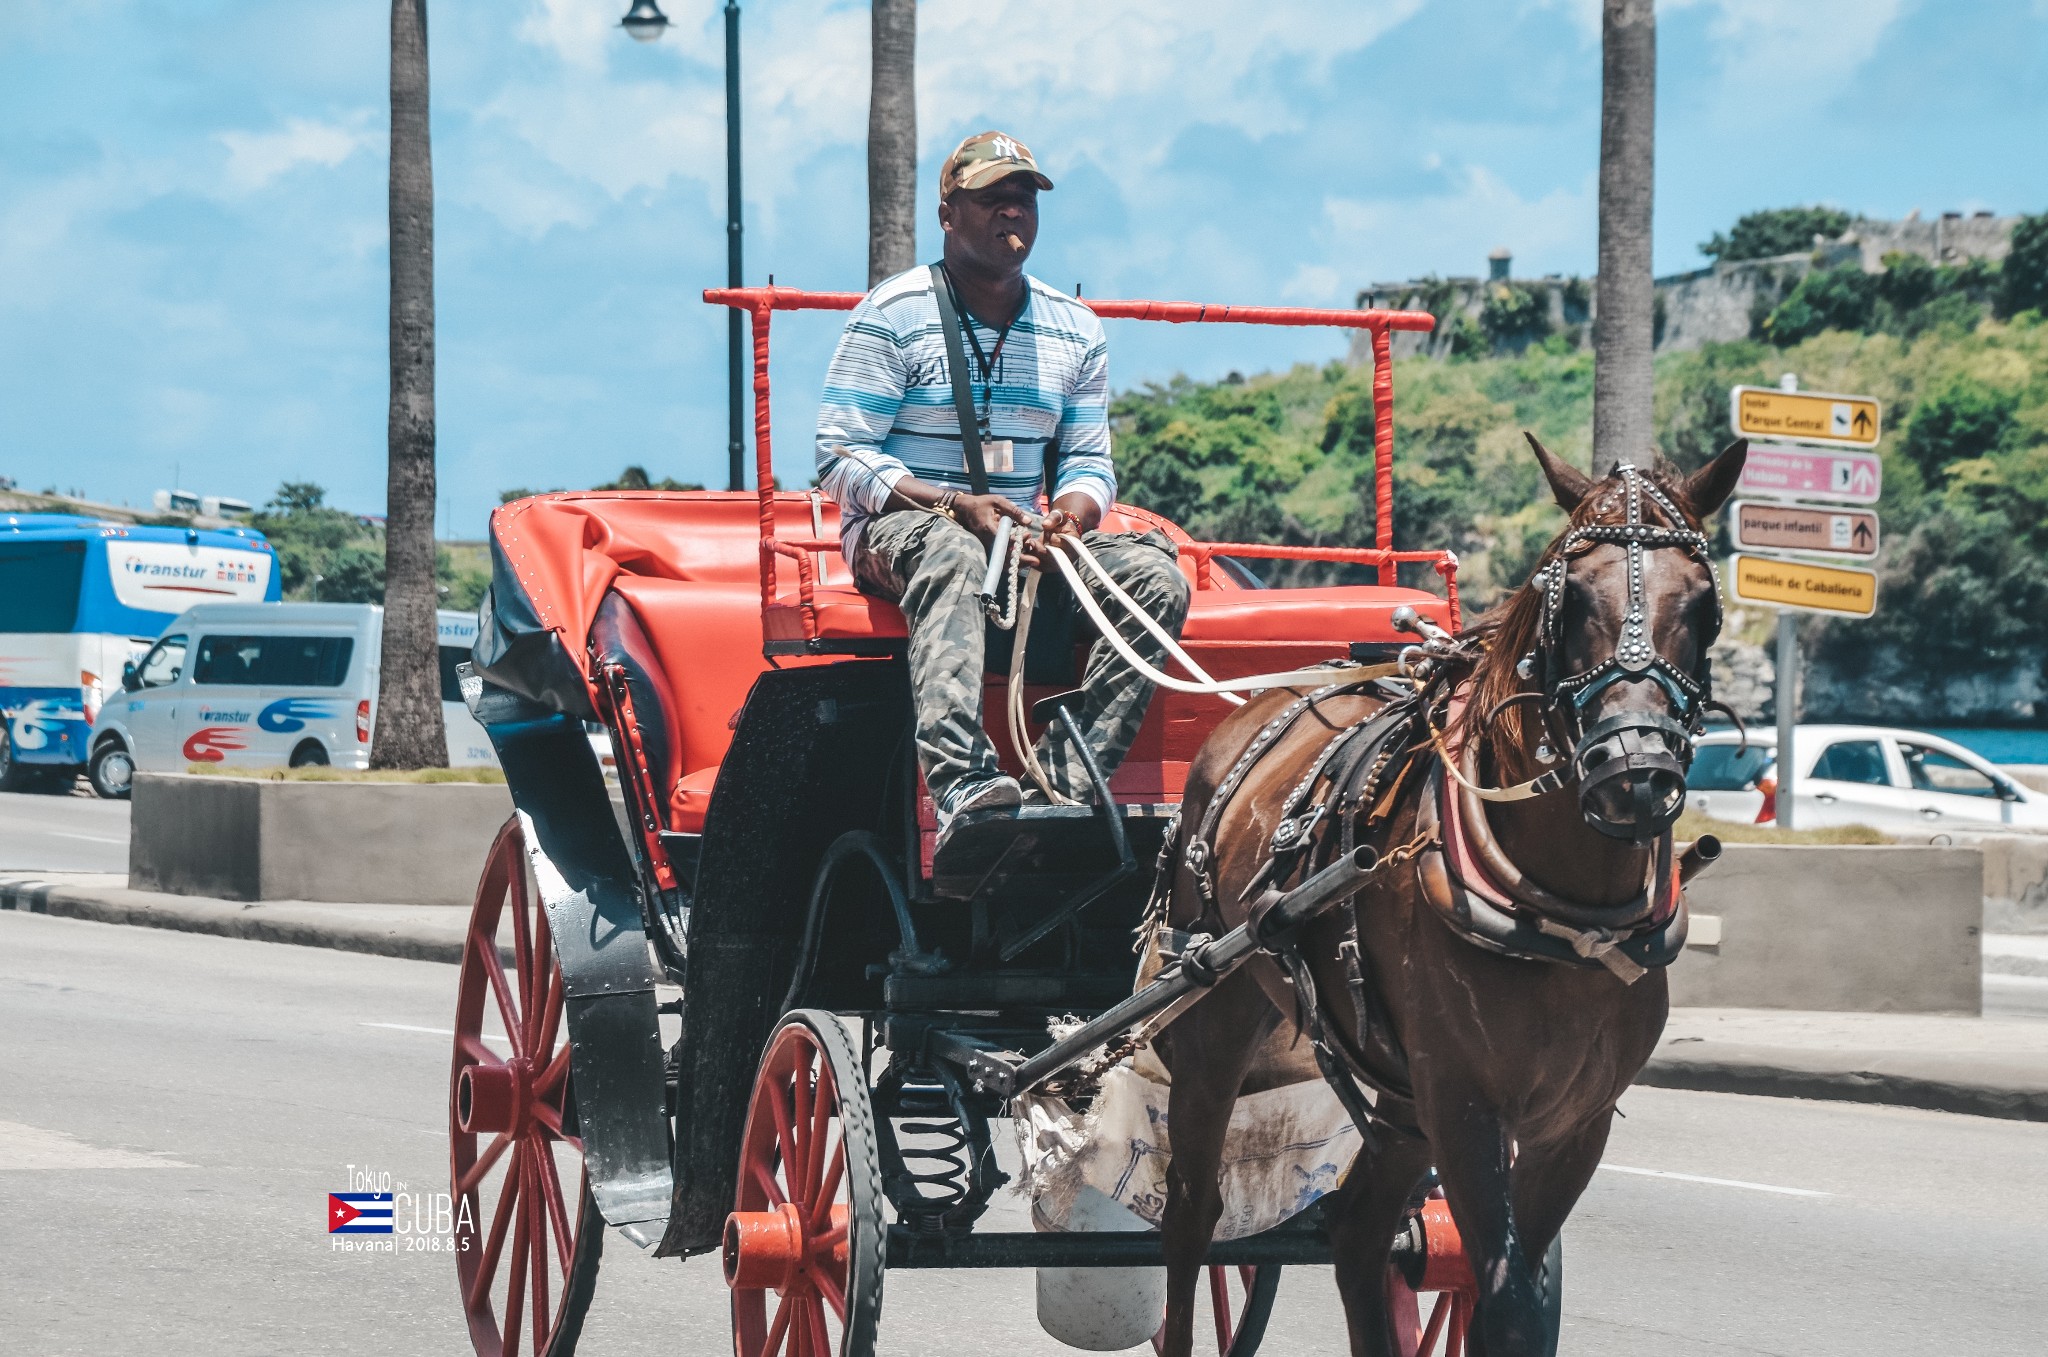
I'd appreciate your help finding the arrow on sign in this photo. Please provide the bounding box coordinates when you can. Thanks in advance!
[1853,408,1873,437]
[1852,520,1873,550]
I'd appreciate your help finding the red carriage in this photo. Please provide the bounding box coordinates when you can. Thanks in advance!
[446,285,1499,1355]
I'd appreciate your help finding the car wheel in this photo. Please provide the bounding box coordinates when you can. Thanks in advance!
[288,740,330,769]
[89,739,135,800]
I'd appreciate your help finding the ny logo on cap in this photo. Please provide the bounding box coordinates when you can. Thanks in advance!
[990,135,1020,160]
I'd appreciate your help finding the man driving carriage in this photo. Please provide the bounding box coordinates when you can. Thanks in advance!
[816,130,1191,836]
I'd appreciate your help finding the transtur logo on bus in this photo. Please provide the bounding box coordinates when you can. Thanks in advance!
[124,557,211,580]
[196,709,253,723]
[182,726,246,761]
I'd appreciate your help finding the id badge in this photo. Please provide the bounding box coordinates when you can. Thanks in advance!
[983,439,1016,474]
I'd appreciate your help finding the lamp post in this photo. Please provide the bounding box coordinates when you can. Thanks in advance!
[621,0,746,494]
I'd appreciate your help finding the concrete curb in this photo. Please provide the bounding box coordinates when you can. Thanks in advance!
[8,874,2046,1125]
[0,875,473,965]
[1637,1056,2048,1123]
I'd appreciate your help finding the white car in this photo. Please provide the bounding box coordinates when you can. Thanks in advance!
[1688,724,2046,834]
[85,603,501,798]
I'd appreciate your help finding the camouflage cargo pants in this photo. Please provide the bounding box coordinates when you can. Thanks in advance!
[852,509,1192,804]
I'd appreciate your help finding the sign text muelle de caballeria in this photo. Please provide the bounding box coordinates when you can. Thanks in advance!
[1725,553,1878,618]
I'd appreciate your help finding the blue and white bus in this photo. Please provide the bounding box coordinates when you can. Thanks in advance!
[0,515,280,789]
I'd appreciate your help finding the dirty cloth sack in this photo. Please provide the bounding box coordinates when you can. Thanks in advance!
[1016,1047,1361,1241]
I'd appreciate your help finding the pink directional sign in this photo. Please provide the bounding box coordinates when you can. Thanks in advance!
[1735,443,1882,504]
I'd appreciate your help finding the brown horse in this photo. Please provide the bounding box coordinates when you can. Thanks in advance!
[1152,436,1748,1356]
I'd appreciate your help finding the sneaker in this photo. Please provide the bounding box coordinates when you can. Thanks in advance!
[936,773,1023,834]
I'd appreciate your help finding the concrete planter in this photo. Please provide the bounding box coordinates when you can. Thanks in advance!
[130,772,514,907]
[1673,844,1983,1014]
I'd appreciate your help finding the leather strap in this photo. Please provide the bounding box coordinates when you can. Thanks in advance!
[929,263,990,496]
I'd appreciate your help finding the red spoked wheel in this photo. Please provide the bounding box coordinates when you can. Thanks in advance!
[724,1010,885,1357]
[1155,1265,1282,1355]
[1387,1198,1475,1357]
[451,815,604,1357]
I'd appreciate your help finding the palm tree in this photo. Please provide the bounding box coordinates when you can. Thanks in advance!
[372,0,447,768]
[1592,0,1655,476]
[867,0,918,285]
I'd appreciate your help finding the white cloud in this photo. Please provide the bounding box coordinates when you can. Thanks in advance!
[1324,162,1597,283]
[1281,263,1345,303]
[1665,0,1910,106]
[218,115,375,195]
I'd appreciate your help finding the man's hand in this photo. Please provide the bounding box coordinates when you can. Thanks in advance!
[953,492,1031,548]
[1020,507,1080,569]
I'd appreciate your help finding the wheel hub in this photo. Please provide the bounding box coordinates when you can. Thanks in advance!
[723,1202,849,1296]
[455,1058,532,1137]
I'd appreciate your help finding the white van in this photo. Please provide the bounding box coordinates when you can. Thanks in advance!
[84,603,499,798]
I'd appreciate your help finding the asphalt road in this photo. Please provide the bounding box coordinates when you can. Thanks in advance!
[4,913,2046,1356]
[0,784,129,873]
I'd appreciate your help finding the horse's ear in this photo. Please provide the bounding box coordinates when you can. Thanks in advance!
[1683,438,1748,517]
[1525,432,1593,512]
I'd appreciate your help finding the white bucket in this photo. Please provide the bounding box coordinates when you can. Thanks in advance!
[1034,1185,1166,1351]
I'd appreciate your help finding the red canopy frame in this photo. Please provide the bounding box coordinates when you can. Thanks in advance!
[702,285,1454,626]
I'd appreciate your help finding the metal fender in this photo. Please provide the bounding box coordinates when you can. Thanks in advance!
[469,669,673,1248]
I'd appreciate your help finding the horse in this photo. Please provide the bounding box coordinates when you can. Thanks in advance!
[1151,434,1748,1356]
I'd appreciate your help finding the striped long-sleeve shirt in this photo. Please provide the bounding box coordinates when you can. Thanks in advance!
[815,265,1117,558]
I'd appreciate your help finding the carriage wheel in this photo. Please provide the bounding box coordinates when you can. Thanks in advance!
[1153,1265,1282,1355]
[451,816,604,1357]
[1384,1202,1561,1357]
[725,1010,886,1357]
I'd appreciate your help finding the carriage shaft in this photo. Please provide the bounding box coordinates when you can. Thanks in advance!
[885,1224,1416,1270]
[981,846,1381,1097]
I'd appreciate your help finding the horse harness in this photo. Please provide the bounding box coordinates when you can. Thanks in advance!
[1149,619,1695,1146]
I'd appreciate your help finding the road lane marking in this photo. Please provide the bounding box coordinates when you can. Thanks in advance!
[1599,1164,1830,1197]
[362,1021,510,1047]
[48,832,127,843]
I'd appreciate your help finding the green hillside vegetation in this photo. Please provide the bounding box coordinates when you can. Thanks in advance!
[1114,213,2048,717]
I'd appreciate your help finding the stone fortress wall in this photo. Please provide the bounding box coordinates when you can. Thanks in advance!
[1350,211,2021,364]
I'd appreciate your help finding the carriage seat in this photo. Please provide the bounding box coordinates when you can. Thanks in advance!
[591,576,774,837]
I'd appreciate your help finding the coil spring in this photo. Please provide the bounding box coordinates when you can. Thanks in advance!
[882,1075,993,1233]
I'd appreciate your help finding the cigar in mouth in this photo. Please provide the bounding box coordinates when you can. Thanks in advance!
[1000,231,1026,254]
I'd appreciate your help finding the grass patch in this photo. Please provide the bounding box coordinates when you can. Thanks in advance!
[1677,809,1889,845]
[182,764,506,784]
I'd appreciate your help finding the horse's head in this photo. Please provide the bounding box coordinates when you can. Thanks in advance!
[1497,435,1747,841]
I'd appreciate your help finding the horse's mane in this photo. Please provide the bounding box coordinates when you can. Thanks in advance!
[1449,458,1706,777]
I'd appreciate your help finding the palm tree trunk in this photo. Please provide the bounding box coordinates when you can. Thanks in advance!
[373,0,447,769]
[1592,0,1655,476]
[867,0,918,286]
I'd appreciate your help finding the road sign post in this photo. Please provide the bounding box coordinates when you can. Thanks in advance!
[1730,385,1881,448]
[1730,500,1880,558]
[1726,553,1879,617]
[1725,379,1885,829]
[1775,612,1798,830]
[1734,444,1883,503]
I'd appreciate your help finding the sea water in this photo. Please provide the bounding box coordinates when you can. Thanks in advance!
[1923,727,2048,766]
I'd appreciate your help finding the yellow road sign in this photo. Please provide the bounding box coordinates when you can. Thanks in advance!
[1726,553,1878,618]
[1730,385,1882,449]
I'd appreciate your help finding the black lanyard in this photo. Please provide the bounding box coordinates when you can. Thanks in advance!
[942,269,1019,439]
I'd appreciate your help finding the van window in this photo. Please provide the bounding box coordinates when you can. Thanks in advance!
[1810,740,1890,786]
[138,634,187,687]
[192,634,355,687]
[437,646,469,703]
[0,540,85,633]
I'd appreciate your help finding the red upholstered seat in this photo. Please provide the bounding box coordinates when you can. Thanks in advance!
[1183,585,1446,644]
[763,588,907,644]
[671,766,720,834]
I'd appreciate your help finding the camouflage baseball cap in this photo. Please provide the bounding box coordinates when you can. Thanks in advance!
[938,130,1054,200]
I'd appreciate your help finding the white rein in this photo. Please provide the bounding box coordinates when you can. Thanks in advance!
[978,519,1387,803]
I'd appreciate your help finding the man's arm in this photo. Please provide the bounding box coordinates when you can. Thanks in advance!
[1044,322,1116,541]
[816,301,915,516]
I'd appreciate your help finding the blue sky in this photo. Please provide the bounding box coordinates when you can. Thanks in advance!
[3,0,2044,536]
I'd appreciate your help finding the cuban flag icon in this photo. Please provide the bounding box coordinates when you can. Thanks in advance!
[329,1192,395,1234]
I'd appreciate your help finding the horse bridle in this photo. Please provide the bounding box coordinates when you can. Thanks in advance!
[1515,463,1721,838]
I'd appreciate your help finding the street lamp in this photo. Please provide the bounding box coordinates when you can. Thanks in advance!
[620,0,747,494]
